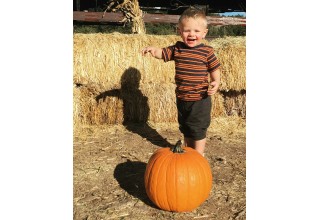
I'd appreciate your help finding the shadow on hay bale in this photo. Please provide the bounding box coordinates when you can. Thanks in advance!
[96,67,173,148]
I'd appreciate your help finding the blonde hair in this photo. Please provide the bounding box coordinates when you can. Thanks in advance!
[178,7,208,27]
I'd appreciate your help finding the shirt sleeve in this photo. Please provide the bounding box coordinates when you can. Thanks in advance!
[207,47,221,72]
[162,45,175,62]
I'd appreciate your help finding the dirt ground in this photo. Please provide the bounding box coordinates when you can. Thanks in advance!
[73,120,246,220]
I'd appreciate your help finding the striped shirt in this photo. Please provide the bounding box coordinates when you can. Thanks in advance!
[162,41,221,101]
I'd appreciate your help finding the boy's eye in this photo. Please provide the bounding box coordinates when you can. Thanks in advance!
[183,30,200,33]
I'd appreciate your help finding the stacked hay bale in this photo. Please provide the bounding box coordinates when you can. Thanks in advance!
[73,33,246,127]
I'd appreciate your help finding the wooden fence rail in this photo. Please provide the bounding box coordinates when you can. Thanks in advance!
[73,11,246,26]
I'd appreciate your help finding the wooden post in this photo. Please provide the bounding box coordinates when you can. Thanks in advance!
[76,0,80,11]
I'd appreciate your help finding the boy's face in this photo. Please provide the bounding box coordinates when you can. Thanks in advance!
[178,18,208,48]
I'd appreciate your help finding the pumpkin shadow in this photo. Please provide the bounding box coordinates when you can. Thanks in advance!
[113,160,158,209]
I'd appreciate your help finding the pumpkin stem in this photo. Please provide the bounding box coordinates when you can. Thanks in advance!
[171,140,185,153]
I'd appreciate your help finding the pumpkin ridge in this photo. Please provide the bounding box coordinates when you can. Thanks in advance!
[173,155,178,210]
[145,150,168,206]
[165,154,176,211]
[150,149,172,210]
[185,152,202,211]
[161,153,175,210]
[193,153,212,203]
[145,150,163,193]
[182,152,212,210]
[186,158,191,211]
[176,153,189,211]
[193,154,209,205]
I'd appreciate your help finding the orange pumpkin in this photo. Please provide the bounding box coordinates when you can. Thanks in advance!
[144,140,213,212]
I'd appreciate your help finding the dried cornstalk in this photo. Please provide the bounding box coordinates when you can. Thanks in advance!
[103,0,146,34]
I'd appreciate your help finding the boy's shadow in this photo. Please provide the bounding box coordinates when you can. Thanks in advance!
[96,67,172,148]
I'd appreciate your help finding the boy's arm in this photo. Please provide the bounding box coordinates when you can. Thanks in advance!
[141,46,163,59]
[207,68,221,96]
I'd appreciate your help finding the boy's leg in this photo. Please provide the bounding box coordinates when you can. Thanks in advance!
[178,96,211,156]
[194,138,206,155]
[184,137,192,147]
[184,137,206,156]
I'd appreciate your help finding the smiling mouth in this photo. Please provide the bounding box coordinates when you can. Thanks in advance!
[187,39,196,43]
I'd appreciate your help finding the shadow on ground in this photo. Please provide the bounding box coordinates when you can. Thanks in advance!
[114,160,158,208]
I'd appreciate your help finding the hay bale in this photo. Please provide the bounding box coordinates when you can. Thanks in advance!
[73,33,246,126]
[73,81,176,125]
[209,38,246,91]
[73,82,123,126]
[211,92,227,118]
[73,80,245,125]
[73,33,246,91]
[141,82,177,123]
[221,90,246,118]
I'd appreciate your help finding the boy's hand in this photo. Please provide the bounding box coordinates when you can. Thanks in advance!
[141,46,163,59]
[207,81,220,96]
[141,47,154,56]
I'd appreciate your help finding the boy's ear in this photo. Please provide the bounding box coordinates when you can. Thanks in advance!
[202,28,208,39]
[176,27,181,35]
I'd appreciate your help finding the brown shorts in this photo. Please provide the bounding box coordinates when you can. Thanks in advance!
[177,96,212,140]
